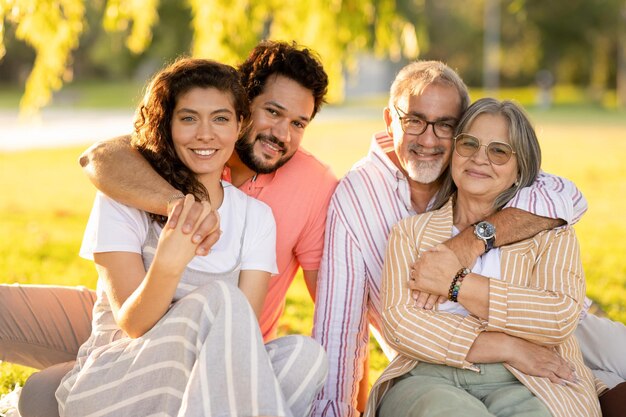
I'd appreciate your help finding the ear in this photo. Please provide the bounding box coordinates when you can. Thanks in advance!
[383,107,394,138]
[237,115,246,135]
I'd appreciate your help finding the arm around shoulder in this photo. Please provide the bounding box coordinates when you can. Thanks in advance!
[80,135,176,216]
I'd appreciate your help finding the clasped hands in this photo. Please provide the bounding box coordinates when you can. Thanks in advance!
[153,195,221,274]
[408,244,464,309]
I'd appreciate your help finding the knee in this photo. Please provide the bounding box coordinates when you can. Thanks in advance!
[269,335,328,388]
[19,361,74,417]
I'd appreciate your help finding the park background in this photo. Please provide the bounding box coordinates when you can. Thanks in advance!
[2,0,626,405]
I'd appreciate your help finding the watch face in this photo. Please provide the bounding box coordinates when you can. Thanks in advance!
[476,221,495,239]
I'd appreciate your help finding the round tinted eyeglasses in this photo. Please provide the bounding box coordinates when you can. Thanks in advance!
[453,133,516,165]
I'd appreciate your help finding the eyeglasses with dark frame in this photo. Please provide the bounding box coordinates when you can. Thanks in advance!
[453,133,516,165]
[393,106,457,139]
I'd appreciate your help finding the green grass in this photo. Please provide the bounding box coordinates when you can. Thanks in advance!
[1,100,626,396]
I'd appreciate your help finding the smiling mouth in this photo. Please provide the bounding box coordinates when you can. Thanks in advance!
[259,138,284,154]
[192,149,216,156]
[411,150,442,157]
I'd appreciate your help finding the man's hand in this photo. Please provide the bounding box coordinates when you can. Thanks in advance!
[167,196,221,256]
[505,336,578,385]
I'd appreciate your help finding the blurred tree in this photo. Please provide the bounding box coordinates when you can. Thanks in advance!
[523,0,623,103]
[0,0,421,114]
[618,1,626,108]
[0,0,85,116]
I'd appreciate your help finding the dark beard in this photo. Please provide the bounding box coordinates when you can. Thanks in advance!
[235,133,293,174]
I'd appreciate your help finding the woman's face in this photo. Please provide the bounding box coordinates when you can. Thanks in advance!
[171,87,241,184]
[451,113,518,203]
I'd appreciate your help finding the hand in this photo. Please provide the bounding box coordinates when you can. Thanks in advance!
[505,336,578,385]
[154,195,217,274]
[408,287,447,310]
[409,244,464,297]
[167,195,221,255]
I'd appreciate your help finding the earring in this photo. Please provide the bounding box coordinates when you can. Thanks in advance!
[514,179,520,187]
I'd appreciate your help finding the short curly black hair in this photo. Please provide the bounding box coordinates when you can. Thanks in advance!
[239,40,329,119]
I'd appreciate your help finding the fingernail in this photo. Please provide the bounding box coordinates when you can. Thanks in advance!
[192,234,201,243]
[183,224,192,233]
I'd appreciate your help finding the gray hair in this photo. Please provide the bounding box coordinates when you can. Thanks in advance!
[388,60,470,112]
[432,98,542,210]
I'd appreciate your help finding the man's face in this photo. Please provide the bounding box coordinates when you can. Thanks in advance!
[235,74,315,173]
[384,83,462,185]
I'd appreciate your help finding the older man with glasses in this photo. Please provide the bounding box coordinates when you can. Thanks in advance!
[311,60,625,417]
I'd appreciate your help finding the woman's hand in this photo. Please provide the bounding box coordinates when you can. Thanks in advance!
[504,335,578,385]
[153,194,220,275]
[409,244,464,301]
[168,195,221,256]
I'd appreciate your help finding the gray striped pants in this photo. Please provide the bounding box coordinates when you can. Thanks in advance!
[56,281,328,417]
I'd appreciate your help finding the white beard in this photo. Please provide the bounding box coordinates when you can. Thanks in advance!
[405,158,445,184]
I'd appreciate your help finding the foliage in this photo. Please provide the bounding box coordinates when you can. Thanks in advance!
[1,0,421,113]
[1,0,85,116]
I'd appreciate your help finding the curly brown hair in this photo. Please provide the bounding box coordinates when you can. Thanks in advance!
[131,58,250,221]
[238,40,328,119]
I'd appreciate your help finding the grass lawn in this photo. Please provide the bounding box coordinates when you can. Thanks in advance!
[1,98,626,397]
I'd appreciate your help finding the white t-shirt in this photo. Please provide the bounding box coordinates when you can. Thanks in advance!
[80,182,278,275]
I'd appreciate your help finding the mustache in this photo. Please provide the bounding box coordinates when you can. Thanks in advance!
[257,133,286,153]
[408,143,446,155]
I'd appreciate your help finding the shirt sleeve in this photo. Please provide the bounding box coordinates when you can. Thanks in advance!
[294,167,337,271]
[310,200,368,417]
[505,170,587,224]
[382,220,484,369]
[240,199,278,274]
[79,192,148,260]
[486,227,585,346]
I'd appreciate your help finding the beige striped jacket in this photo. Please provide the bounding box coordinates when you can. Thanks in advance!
[365,200,604,417]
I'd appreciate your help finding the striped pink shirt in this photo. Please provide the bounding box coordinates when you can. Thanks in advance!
[311,132,588,417]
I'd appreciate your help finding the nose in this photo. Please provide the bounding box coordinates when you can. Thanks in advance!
[196,119,213,141]
[471,144,490,163]
[415,124,439,148]
[271,118,291,144]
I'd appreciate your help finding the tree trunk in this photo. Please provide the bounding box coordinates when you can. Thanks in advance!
[483,0,500,93]
[618,3,626,109]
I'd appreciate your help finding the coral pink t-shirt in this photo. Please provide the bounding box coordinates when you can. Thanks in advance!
[224,148,337,340]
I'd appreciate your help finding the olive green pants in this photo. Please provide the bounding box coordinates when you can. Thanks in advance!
[378,362,551,417]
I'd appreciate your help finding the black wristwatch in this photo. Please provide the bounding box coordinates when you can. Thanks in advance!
[473,221,496,253]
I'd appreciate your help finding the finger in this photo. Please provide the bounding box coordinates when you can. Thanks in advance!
[438,295,447,304]
[554,359,575,382]
[196,229,221,256]
[423,293,440,310]
[412,290,421,301]
[171,195,195,232]
[191,207,219,244]
[415,291,430,309]
[166,198,185,229]
[181,198,208,234]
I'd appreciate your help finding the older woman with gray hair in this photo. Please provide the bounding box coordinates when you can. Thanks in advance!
[365,98,603,417]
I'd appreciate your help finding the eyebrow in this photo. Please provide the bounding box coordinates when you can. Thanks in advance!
[175,107,234,115]
[406,110,458,123]
[265,100,311,123]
